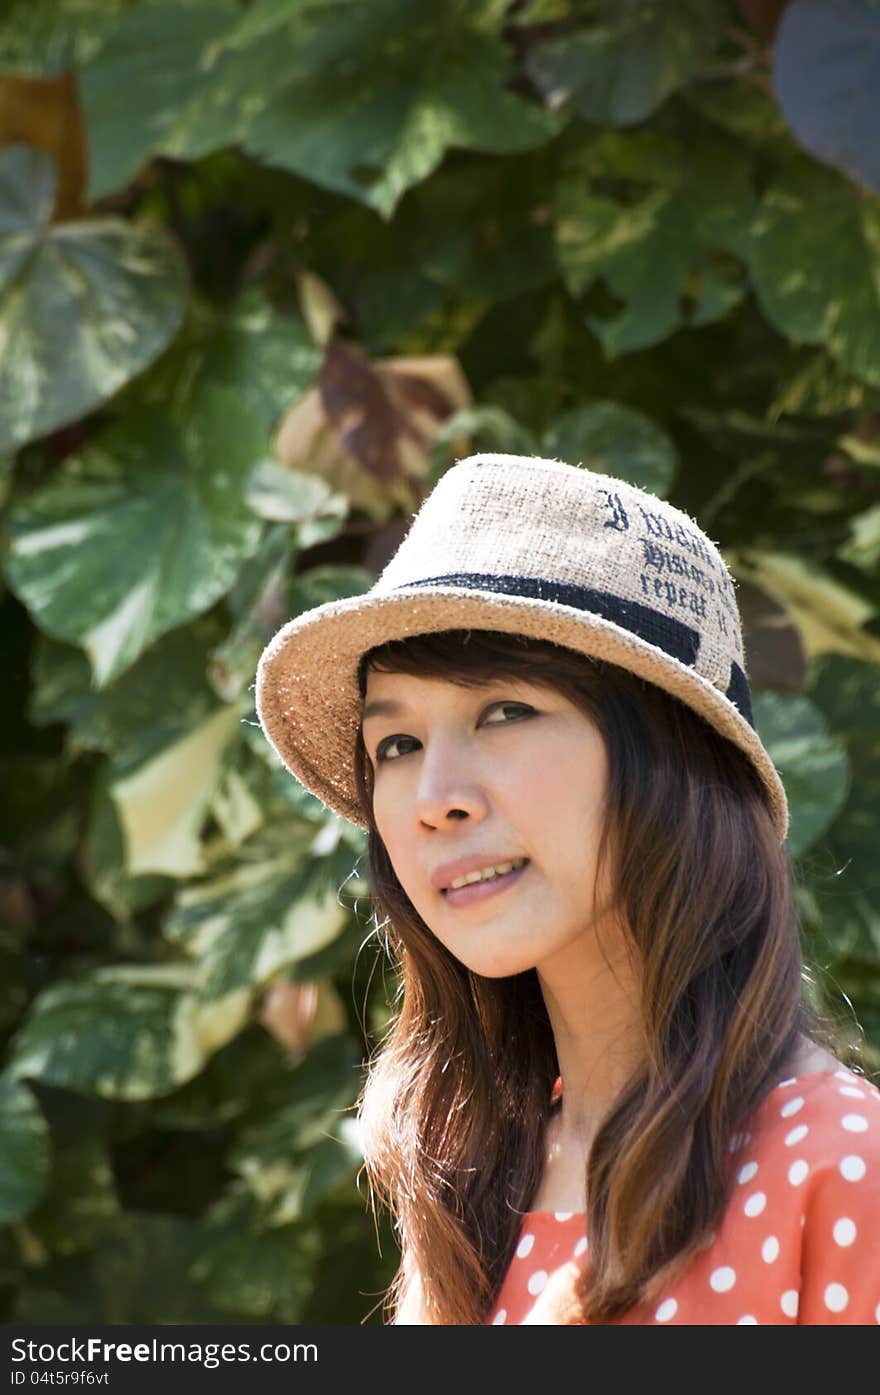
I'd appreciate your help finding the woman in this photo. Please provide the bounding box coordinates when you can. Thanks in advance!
[256,452,880,1325]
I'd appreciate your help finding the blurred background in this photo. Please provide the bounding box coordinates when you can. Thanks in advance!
[1,0,879,1324]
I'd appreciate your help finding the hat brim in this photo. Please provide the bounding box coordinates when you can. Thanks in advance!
[255,585,789,843]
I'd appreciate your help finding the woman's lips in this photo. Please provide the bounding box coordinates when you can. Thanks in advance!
[442,860,530,909]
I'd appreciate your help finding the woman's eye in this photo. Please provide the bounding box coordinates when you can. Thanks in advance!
[374,702,532,764]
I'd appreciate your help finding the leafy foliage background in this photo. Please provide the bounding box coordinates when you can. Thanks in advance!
[2,0,880,1324]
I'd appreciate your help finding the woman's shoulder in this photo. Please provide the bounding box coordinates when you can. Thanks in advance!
[742,1057,880,1168]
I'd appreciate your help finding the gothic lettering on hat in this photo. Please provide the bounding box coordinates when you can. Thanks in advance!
[635,504,718,573]
[598,489,629,532]
[639,539,715,595]
[639,572,708,620]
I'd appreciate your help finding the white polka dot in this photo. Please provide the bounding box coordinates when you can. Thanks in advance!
[737,1314,759,1324]
[573,1236,588,1257]
[824,1283,848,1313]
[527,1269,548,1296]
[839,1086,865,1099]
[492,1308,507,1324]
[761,1235,780,1263]
[841,1113,868,1132]
[834,1069,854,1080]
[710,1266,736,1293]
[780,1289,799,1318]
[728,1131,751,1153]
[784,1124,809,1146]
[833,1217,857,1246]
[780,1096,804,1117]
[788,1159,809,1186]
[554,1211,573,1221]
[776,1076,797,1088]
[516,1232,535,1259]
[655,1298,677,1322]
[744,1191,766,1217]
[737,1161,758,1184]
[875,1302,880,1324]
[840,1154,867,1182]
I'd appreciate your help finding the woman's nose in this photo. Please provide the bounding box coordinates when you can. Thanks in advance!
[413,744,489,828]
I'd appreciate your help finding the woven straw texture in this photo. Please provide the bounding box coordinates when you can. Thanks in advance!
[255,454,789,842]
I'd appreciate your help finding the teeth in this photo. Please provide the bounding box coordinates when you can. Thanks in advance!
[448,857,527,890]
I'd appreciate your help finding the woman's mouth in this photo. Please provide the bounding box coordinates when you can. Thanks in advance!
[442,859,530,909]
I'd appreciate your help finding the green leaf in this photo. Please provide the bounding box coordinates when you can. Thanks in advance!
[555,132,754,353]
[192,1187,321,1321]
[109,703,242,877]
[78,0,562,217]
[30,616,227,773]
[235,0,564,219]
[22,1092,121,1256]
[526,0,727,126]
[0,146,188,451]
[751,691,850,858]
[139,289,321,432]
[8,965,252,1100]
[163,828,356,999]
[78,0,243,200]
[82,765,174,922]
[0,1074,51,1224]
[13,1213,231,1323]
[228,1033,363,1221]
[802,654,880,960]
[244,459,348,537]
[749,162,880,387]
[0,0,125,77]
[5,386,265,685]
[541,400,677,495]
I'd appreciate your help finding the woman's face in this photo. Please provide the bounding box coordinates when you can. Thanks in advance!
[361,666,620,979]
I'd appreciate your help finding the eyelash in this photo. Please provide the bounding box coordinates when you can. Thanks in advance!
[374,702,534,765]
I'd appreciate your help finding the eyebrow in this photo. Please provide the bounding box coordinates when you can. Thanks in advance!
[361,698,404,720]
[361,680,543,722]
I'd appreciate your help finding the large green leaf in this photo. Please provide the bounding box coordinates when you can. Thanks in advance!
[525,0,726,126]
[555,131,754,353]
[21,1092,121,1256]
[239,0,564,219]
[0,1075,51,1224]
[0,146,188,451]
[541,400,677,495]
[79,0,563,217]
[751,691,850,858]
[127,291,321,441]
[749,161,880,387]
[163,828,361,999]
[77,0,243,200]
[0,0,125,76]
[30,617,227,773]
[8,965,252,1100]
[228,1033,363,1221]
[12,1213,231,1323]
[801,654,880,961]
[192,1187,321,1321]
[110,703,242,877]
[4,386,265,685]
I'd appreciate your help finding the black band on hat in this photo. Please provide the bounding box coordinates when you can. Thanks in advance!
[725,661,754,726]
[396,572,755,730]
[397,571,697,661]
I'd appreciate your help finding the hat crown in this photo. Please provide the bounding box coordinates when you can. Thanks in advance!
[376,453,746,703]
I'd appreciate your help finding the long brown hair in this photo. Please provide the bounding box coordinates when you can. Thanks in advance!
[352,628,858,1324]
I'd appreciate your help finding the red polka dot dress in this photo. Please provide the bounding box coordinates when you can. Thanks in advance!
[487,1067,880,1325]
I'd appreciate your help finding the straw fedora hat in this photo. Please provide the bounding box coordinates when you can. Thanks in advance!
[255,452,788,843]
